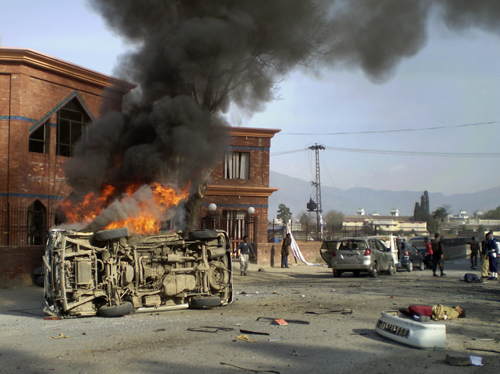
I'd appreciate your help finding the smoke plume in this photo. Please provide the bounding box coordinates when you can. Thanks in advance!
[63,0,500,230]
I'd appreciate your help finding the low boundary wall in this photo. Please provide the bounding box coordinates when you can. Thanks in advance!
[0,246,45,288]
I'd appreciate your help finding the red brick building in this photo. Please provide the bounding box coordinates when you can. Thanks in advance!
[0,48,280,284]
[0,48,135,246]
[200,127,280,251]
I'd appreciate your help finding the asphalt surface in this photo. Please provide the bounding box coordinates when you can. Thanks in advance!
[1,257,499,374]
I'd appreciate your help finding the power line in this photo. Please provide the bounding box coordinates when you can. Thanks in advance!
[324,146,499,158]
[280,120,500,136]
[271,146,500,157]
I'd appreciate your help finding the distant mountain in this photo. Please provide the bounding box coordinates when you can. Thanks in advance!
[269,171,500,218]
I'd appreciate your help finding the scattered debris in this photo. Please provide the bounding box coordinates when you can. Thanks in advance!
[236,334,257,343]
[239,329,270,336]
[268,337,286,342]
[292,349,300,356]
[461,273,481,283]
[187,326,235,333]
[445,355,474,366]
[467,347,500,354]
[220,362,280,373]
[49,333,69,340]
[305,308,352,315]
[257,317,310,325]
[271,319,288,326]
[154,328,166,332]
[258,268,266,272]
[43,316,62,320]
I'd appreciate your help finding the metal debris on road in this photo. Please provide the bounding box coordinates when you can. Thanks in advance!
[257,317,310,325]
[187,326,235,333]
[239,329,270,335]
[236,334,258,343]
[305,308,353,315]
[49,333,69,339]
[220,362,280,373]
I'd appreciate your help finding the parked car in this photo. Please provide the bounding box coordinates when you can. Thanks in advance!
[43,228,233,317]
[400,242,425,271]
[320,237,396,278]
[409,237,430,269]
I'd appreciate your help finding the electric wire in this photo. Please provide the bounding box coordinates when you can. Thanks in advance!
[271,147,500,158]
[280,120,500,136]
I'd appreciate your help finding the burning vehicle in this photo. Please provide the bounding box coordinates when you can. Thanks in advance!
[43,227,233,317]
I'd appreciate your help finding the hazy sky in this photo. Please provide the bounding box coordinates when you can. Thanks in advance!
[2,0,500,196]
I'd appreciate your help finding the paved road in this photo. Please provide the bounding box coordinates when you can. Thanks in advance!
[1,257,499,374]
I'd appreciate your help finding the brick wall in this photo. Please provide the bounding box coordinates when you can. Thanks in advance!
[255,241,324,267]
[0,245,45,287]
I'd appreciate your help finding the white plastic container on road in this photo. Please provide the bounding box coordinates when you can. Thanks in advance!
[375,311,446,349]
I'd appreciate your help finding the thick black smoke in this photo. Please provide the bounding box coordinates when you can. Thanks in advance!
[64,0,500,229]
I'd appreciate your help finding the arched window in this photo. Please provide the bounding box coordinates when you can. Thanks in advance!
[56,99,91,157]
[27,200,47,245]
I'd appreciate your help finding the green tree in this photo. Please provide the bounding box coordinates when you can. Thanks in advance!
[323,209,345,233]
[413,191,430,221]
[432,207,449,234]
[298,211,313,230]
[277,204,292,224]
[483,206,500,219]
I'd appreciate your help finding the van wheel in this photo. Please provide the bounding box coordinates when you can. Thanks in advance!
[418,261,424,271]
[98,302,134,317]
[95,228,129,241]
[190,296,221,308]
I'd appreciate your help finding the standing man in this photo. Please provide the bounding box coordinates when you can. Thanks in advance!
[486,231,500,280]
[469,236,480,269]
[432,233,446,277]
[481,235,489,279]
[281,233,292,268]
[235,235,255,276]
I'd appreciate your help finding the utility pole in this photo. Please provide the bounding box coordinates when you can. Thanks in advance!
[309,143,325,240]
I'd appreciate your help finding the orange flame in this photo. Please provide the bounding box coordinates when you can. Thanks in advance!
[59,182,190,235]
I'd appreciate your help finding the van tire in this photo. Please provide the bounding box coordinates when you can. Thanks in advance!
[98,302,134,317]
[95,228,129,241]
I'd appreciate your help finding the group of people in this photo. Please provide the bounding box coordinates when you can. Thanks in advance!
[471,231,500,281]
[421,231,499,280]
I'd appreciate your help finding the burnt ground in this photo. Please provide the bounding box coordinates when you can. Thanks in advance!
[1,257,499,374]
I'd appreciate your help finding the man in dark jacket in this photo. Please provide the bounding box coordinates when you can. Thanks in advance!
[235,236,255,276]
[432,233,445,277]
[470,236,480,269]
[281,233,291,268]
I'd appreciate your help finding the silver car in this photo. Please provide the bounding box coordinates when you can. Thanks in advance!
[320,237,396,278]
